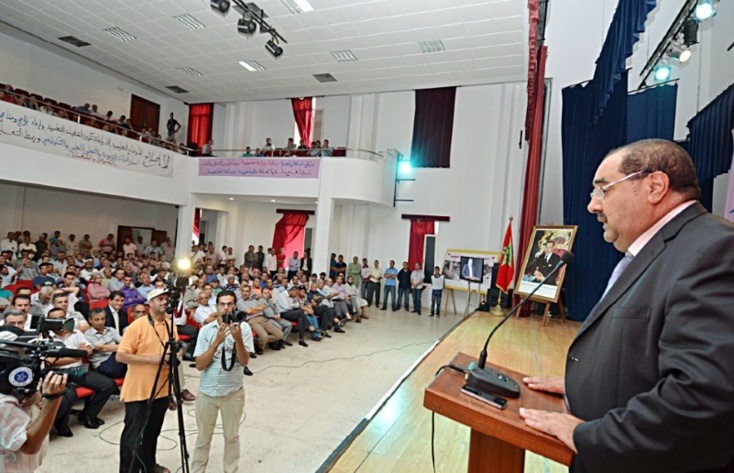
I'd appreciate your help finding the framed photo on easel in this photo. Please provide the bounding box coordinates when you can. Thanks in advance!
[515,225,577,304]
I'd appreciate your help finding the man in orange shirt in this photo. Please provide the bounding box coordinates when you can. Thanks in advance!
[117,288,177,473]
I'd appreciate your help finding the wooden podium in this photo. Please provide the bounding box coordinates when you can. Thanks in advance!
[424,353,573,472]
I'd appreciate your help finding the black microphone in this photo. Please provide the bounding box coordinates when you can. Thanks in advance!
[465,251,574,398]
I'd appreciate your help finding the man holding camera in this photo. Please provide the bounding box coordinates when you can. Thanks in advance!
[191,290,252,473]
[0,326,69,472]
[117,288,177,473]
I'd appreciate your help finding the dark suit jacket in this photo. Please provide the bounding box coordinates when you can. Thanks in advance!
[527,251,562,279]
[104,305,129,334]
[300,257,313,273]
[566,203,734,473]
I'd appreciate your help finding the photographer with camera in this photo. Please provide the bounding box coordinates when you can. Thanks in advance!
[0,326,68,473]
[191,290,252,473]
[117,288,176,473]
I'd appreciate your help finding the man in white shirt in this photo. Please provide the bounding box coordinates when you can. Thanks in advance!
[410,263,425,316]
[264,247,277,275]
[192,244,206,267]
[42,307,116,434]
[0,231,18,254]
[430,266,445,317]
[194,292,218,326]
[17,237,37,260]
[367,260,383,307]
[276,286,310,347]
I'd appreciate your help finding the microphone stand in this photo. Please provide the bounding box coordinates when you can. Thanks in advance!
[465,252,573,398]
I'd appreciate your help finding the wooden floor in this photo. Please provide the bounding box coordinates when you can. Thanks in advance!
[327,311,581,473]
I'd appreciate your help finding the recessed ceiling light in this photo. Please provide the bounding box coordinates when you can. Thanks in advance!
[280,0,313,14]
[239,60,265,71]
[228,197,235,201]
[172,14,206,30]
[330,50,358,62]
[418,40,445,54]
[270,199,276,202]
[314,201,318,204]
[176,66,203,77]
[104,27,136,42]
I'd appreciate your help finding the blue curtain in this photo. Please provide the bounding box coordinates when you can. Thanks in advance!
[627,84,677,142]
[686,83,734,211]
[561,73,630,321]
[586,0,657,124]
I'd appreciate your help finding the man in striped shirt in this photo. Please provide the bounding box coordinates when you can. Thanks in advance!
[191,290,253,473]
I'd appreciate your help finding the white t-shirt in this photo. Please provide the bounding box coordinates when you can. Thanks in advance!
[194,305,217,325]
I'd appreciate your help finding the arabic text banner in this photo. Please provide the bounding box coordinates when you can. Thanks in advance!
[199,158,321,178]
[0,102,174,177]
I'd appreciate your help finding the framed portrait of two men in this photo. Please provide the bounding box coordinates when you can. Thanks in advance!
[515,225,577,304]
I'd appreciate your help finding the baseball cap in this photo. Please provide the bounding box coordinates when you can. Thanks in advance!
[147,288,169,303]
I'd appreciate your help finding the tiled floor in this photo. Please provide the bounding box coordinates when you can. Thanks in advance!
[37,306,461,473]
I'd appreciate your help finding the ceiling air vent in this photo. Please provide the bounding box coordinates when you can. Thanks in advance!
[58,36,91,48]
[313,73,337,83]
[166,85,189,94]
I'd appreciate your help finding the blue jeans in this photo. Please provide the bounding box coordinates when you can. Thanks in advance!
[412,288,422,314]
[431,289,443,315]
[382,285,396,309]
[396,287,411,310]
[305,314,320,339]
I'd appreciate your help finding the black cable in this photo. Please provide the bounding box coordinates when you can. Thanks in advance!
[430,364,467,472]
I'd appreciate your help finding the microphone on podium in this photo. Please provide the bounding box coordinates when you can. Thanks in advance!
[465,251,574,398]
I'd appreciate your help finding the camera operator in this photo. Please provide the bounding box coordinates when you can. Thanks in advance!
[41,307,117,434]
[117,288,176,473]
[191,290,253,473]
[0,326,68,473]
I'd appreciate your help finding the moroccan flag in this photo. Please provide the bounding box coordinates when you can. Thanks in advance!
[496,222,514,293]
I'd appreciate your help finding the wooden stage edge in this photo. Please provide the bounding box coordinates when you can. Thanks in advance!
[323,311,581,473]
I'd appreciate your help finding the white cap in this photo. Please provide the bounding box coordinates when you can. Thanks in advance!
[147,288,169,303]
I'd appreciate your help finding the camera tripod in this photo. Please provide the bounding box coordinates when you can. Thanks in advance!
[127,314,190,473]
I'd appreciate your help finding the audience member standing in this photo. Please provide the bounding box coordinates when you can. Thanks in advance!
[396,261,412,312]
[381,260,398,311]
[367,260,382,307]
[410,263,425,316]
[430,266,445,317]
[166,113,181,141]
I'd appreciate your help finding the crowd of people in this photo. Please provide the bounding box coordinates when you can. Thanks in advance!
[238,137,339,158]
[1,82,192,154]
[0,228,448,470]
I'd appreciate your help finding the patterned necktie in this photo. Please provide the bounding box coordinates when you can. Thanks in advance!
[602,254,633,298]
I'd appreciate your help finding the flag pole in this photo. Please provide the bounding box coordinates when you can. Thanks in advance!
[491,216,513,316]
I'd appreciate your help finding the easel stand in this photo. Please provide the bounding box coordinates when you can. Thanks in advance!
[464,282,480,317]
[519,296,566,325]
[444,288,458,315]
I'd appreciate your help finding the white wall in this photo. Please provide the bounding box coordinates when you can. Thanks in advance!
[0,24,188,140]
[0,182,178,243]
[318,95,351,147]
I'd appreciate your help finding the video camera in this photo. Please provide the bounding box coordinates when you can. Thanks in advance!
[0,338,87,396]
[163,274,189,316]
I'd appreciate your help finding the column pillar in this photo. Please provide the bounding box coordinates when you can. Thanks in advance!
[175,195,198,261]
[312,197,334,274]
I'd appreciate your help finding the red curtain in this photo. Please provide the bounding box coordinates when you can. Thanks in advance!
[410,87,457,168]
[187,104,213,152]
[408,219,435,269]
[291,98,314,148]
[516,45,548,315]
[272,212,310,261]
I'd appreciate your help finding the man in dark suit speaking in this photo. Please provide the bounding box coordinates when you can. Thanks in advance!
[520,140,734,472]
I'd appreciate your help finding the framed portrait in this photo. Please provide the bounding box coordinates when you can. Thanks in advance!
[515,225,577,303]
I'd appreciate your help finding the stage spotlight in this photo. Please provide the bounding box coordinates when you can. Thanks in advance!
[398,161,412,175]
[265,38,283,58]
[683,19,699,46]
[210,0,230,15]
[694,0,716,21]
[237,16,257,35]
[653,64,672,82]
[176,257,192,272]
[668,43,692,63]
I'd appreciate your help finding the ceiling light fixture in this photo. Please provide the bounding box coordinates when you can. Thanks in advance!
[239,60,265,71]
[229,197,235,201]
[683,19,699,46]
[103,27,136,42]
[653,64,672,82]
[667,43,692,63]
[280,0,314,14]
[418,40,445,54]
[270,199,276,202]
[237,15,257,35]
[172,14,205,30]
[265,37,283,58]
[330,50,358,62]
[694,0,717,20]
[211,0,231,15]
[176,66,204,77]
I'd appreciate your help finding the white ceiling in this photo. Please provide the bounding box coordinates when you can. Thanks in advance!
[0,0,527,103]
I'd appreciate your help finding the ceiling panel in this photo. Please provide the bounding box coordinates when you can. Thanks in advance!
[0,0,527,102]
